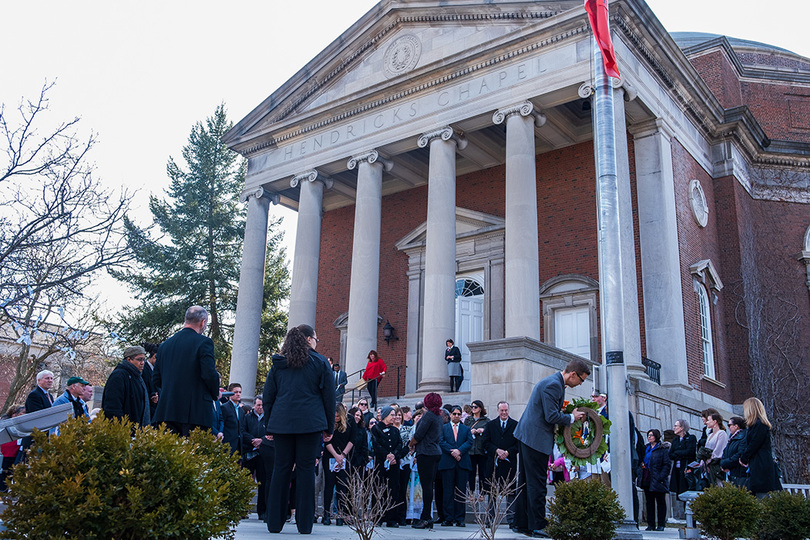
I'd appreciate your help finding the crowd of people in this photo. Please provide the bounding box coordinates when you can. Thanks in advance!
[5,311,785,538]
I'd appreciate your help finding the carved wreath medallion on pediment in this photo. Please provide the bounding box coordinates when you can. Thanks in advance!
[383,34,421,79]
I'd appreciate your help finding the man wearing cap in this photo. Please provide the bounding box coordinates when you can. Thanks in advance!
[53,376,91,419]
[101,345,151,427]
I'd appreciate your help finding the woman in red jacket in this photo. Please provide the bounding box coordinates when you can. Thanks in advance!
[362,350,386,410]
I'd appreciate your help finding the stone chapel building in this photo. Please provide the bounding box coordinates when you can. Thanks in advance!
[223,0,810,445]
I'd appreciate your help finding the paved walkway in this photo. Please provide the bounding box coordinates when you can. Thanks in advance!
[232,514,683,540]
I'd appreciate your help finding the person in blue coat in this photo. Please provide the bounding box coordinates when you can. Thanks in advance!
[640,429,671,531]
[438,405,473,527]
[262,324,335,534]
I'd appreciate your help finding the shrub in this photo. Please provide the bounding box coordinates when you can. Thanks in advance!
[0,414,253,539]
[691,483,760,540]
[546,479,625,540]
[755,490,810,540]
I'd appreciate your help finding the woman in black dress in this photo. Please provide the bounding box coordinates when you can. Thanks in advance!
[322,402,354,525]
[740,397,782,497]
[263,324,335,534]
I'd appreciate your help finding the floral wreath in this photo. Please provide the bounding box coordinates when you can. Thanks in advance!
[554,397,611,467]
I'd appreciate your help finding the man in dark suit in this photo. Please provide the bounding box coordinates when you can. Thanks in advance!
[513,359,590,538]
[22,369,55,450]
[25,370,55,413]
[142,342,160,422]
[438,405,473,527]
[481,401,519,526]
[242,396,268,519]
[331,361,348,400]
[222,382,245,455]
[152,306,220,436]
[211,387,224,439]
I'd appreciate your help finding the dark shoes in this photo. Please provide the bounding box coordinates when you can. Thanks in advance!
[335,518,344,526]
[511,525,531,535]
[322,514,331,526]
[387,522,399,528]
[454,521,466,527]
[441,521,454,526]
[412,519,433,529]
[656,525,666,531]
[645,526,655,531]
[531,530,550,538]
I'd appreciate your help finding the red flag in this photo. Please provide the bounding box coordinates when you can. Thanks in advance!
[584,0,621,79]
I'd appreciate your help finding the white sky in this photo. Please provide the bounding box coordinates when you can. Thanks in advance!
[2,0,808,312]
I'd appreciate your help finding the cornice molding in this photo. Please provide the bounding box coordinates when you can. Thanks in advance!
[242,20,588,156]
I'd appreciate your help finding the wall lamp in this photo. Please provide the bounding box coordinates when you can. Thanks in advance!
[383,321,399,346]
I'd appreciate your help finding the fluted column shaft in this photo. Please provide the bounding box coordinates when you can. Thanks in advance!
[418,128,465,392]
[231,187,275,400]
[494,103,542,339]
[288,170,331,329]
[345,151,390,379]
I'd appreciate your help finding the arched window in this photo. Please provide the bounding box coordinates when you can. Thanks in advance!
[696,284,715,379]
[455,278,484,298]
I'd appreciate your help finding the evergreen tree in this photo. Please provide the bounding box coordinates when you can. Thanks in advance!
[111,104,288,378]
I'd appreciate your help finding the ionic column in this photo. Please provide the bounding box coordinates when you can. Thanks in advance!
[612,82,646,377]
[288,170,332,329]
[417,127,466,392]
[493,102,545,340]
[344,150,392,379]
[631,119,689,388]
[231,187,278,400]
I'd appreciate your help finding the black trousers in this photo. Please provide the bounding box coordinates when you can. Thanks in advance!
[518,442,549,531]
[441,465,469,524]
[449,376,462,393]
[396,464,411,523]
[469,454,487,493]
[259,444,275,517]
[366,379,378,409]
[417,454,440,522]
[245,454,267,515]
[376,462,402,523]
[644,490,667,528]
[322,464,348,516]
[266,432,320,534]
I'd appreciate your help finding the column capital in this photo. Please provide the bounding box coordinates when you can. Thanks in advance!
[347,150,393,171]
[290,169,334,190]
[239,187,280,204]
[417,126,467,150]
[612,77,638,101]
[628,118,675,140]
[492,102,546,128]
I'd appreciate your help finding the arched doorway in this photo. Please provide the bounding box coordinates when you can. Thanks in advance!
[455,277,484,393]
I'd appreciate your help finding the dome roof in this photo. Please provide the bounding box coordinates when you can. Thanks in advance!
[671,31,797,57]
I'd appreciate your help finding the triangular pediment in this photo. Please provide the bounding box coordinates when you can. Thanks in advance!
[396,207,505,251]
[224,0,582,152]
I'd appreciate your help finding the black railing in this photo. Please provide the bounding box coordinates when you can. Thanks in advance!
[642,356,661,385]
[346,366,406,405]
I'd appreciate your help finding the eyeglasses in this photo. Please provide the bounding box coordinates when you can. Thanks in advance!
[132,356,146,363]
[575,372,587,383]
[308,336,319,342]
[451,412,462,416]
[471,405,479,409]
[359,402,368,407]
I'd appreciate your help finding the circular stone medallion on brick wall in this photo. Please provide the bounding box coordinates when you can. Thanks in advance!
[383,34,421,79]
[689,179,709,228]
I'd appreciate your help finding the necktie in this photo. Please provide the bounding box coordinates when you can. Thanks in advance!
[234,402,239,420]
[453,423,458,441]
[336,372,339,386]
[502,420,506,432]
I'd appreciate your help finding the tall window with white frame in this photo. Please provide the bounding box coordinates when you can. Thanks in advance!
[697,284,716,379]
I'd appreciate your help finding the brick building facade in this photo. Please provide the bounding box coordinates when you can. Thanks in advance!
[224,1,810,479]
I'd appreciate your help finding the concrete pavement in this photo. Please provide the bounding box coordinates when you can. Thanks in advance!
[232,514,684,540]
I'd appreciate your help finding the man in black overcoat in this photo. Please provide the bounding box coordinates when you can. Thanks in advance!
[102,345,150,427]
[242,396,269,519]
[152,306,220,436]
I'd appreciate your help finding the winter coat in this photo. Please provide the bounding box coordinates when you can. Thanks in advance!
[102,361,150,426]
[740,420,781,495]
[669,433,697,493]
[642,442,671,493]
[464,415,489,455]
[371,422,406,466]
[262,350,335,436]
[719,429,748,481]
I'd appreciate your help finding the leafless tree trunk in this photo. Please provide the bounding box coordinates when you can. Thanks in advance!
[336,467,400,540]
[465,472,519,540]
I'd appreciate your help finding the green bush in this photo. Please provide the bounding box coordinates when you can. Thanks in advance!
[546,479,625,540]
[755,490,810,540]
[0,414,253,539]
[691,483,760,540]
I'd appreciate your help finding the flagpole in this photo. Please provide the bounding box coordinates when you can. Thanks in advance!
[589,0,642,537]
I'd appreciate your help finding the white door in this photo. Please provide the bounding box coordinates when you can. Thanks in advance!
[455,278,485,393]
[554,306,591,360]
